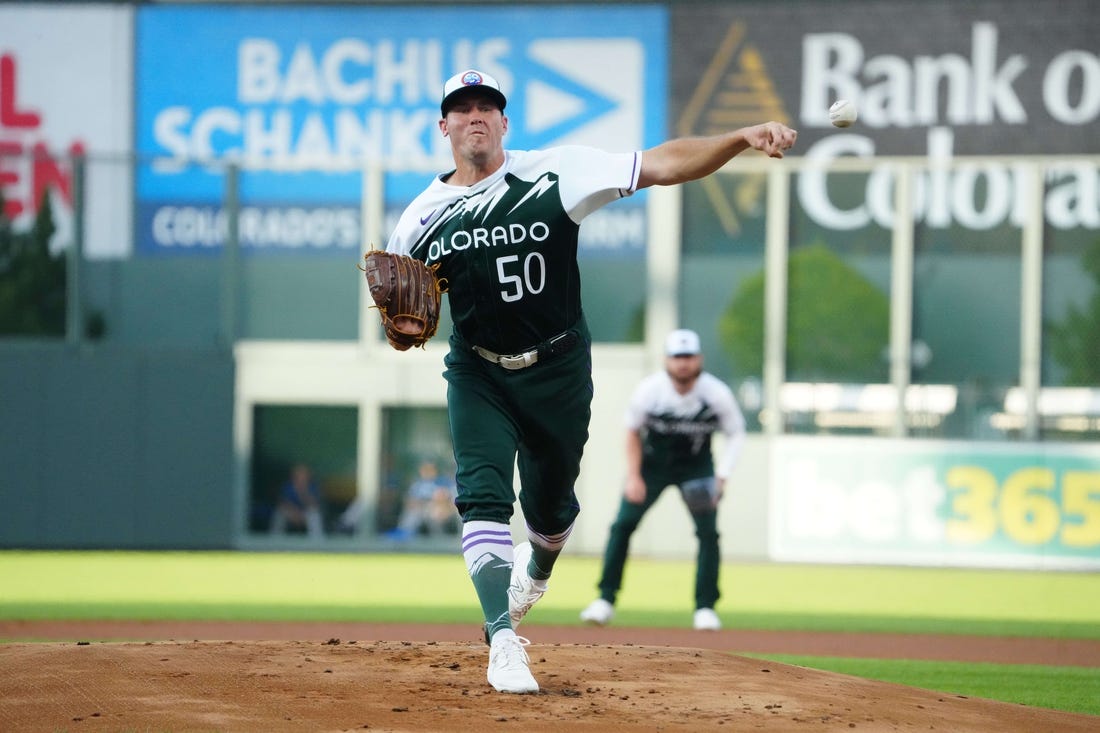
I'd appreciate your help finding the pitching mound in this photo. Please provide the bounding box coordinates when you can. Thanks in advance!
[1,637,1096,732]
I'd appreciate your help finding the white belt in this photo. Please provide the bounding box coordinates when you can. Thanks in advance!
[472,330,578,371]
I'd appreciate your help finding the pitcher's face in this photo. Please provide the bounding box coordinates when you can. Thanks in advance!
[441,92,508,164]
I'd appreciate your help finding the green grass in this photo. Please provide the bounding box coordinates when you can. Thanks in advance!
[745,655,1100,717]
[2,550,1097,636]
[2,550,1098,717]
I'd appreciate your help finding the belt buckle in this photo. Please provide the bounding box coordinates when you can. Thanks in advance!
[499,350,537,370]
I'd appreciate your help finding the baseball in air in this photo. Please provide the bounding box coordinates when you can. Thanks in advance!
[828,99,858,127]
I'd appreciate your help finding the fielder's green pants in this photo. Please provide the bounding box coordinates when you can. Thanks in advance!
[443,318,592,535]
[595,469,721,610]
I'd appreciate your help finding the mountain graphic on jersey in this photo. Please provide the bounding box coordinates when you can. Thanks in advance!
[416,171,566,267]
[412,168,583,355]
[469,551,512,577]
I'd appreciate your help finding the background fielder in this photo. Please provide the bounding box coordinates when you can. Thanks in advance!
[581,329,747,631]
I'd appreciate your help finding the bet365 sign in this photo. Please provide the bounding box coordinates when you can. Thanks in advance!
[769,437,1100,569]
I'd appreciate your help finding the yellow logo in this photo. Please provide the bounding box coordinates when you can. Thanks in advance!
[678,23,790,236]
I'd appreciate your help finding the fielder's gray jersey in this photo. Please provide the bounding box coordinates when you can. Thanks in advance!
[386,146,641,354]
[626,371,747,479]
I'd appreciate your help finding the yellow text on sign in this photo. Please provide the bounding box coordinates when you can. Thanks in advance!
[946,468,1100,547]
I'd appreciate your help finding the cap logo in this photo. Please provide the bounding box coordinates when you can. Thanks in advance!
[461,71,484,87]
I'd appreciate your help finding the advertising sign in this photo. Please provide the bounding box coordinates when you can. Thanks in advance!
[0,5,132,259]
[135,4,666,255]
[671,1,1100,238]
[770,436,1100,569]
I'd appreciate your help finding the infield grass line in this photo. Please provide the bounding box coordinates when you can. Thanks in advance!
[744,654,1100,717]
[2,550,1098,639]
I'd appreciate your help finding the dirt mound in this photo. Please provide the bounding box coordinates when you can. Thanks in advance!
[1,637,1096,732]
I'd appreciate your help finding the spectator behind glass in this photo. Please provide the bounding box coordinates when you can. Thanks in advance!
[270,463,324,539]
[386,459,459,540]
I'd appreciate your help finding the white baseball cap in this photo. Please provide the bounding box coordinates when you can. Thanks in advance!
[441,69,507,116]
[665,329,701,357]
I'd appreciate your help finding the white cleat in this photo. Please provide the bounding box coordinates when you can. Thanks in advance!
[579,598,615,626]
[693,607,722,631]
[487,634,539,693]
[507,542,547,628]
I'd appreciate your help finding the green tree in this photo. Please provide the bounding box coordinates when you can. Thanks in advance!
[719,243,889,382]
[0,192,65,336]
[1047,239,1100,385]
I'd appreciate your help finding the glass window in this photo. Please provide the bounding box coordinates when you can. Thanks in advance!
[375,406,458,549]
[912,173,1022,440]
[784,170,892,435]
[249,404,359,539]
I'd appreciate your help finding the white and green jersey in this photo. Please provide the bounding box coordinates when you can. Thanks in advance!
[386,146,641,354]
[626,371,747,480]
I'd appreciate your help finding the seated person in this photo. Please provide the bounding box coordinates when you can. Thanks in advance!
[386,459,458,540]
[269,463,324,539]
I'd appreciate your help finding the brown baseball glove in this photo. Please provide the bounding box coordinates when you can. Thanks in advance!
[359,249,446,351]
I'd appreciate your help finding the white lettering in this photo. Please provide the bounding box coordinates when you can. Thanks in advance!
[238,39,281,103]
[849,481,901,542]
[578,209,646,251]
[1044,50,1100,125]
[323,39,371,105]
[151,206,358,249]
[232,36,508,107]
[862,55,913,127]
[151,206,223,247]
[152,106,432,168]
[782,459,948,546]
[151,107,191,173]
[800,23,1026,128]
[427,221,555,263]
[1046,163,1100,228]
[921,127,954,228]
[243,109,292,158]
[913,53,972,126]
[282,43,326,104]
[800,33,865,126]
[952,161,1013,230]
[373,40,421,105]
[192,108,240,160]
[971,22,1027,124]
[799,128,1100,232]
[785,459,849,539]
[295,113,335,163]
[798,135,877,229]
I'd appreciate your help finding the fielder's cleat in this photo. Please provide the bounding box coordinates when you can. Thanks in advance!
[693,607,722,631]
[507,542,547,628]
[579,598,614,626]
[487,634,539,693]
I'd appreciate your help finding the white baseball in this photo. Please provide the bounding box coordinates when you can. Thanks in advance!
[829,99,857,127]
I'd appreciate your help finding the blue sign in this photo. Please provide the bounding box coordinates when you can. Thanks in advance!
[135,4,667,254]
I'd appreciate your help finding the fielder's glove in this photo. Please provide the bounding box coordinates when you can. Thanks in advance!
[680,476,719,514]
[359,249,447,351]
